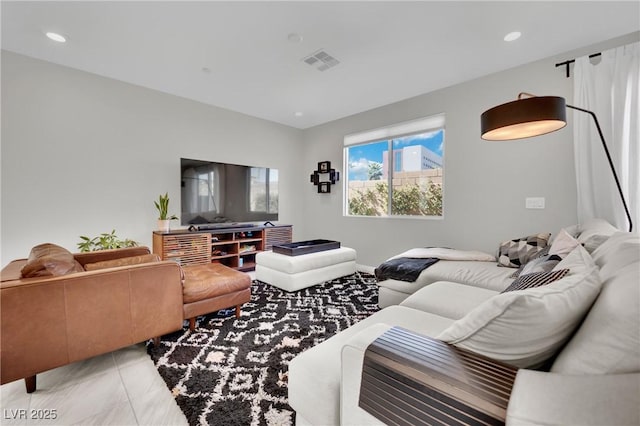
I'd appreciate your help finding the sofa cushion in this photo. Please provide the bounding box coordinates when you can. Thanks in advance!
[378,260,514,295]
[400,281,498,320]
[83,254,160,271]
[590,231,639,276]
[497,233,551,268]
[437,245,601,368]
[507,370,640,426]
[181,263,251,303]
[20,243,84,278]
[502,269,569,293]
[551,232,639,374]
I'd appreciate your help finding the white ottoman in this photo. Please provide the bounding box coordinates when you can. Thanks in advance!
[255,247,357,291]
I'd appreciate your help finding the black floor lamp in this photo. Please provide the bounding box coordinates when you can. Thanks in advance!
[480,93,633,232]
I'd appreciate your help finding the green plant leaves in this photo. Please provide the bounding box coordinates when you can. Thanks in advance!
[77,229,139,252]
[155,192,178,220]
[348,181,442,216]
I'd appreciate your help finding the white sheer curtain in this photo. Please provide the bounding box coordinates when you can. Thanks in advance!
[573,42,639,232]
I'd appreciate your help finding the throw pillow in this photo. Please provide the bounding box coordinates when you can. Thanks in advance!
[84,254,161,271]
[534,246,551,258]
[576,218,618,244]
[508,246,552,278]
[502,269,570,292]
[509,253,563,278]
[549,229,580,257]
[20,243,84,278]
[497,232,551,268]
[581,234,610,254]
[437,245,601,368]
[561,224,580,238]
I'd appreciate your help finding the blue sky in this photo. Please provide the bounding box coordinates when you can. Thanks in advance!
[347,129,444,180]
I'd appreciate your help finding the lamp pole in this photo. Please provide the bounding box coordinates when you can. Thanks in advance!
[567,104,633,232]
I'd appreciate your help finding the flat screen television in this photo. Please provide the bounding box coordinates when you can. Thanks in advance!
[180,158,279,227]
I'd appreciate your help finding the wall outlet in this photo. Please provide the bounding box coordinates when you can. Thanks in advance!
[525,197,545,209]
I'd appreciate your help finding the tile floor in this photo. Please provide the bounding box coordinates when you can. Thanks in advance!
[0,343,187,426]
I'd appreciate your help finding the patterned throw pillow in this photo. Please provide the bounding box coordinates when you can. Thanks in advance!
[509,246,551,277]
[497,233,551,268]
[502,269,570,293]
[534,246,551,258]
[509,252,562,278]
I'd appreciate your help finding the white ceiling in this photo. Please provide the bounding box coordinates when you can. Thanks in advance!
[2,1,639,129]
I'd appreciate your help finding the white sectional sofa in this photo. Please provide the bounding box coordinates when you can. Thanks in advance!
[288,219,640,425]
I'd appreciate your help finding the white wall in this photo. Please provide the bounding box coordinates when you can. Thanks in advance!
[298,34,638,267]
[3,33,636,269]
[1,51,304,266]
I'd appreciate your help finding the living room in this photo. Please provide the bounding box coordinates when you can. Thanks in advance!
[2,1,639,425]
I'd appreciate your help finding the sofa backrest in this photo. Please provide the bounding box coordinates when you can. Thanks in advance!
[551,231,640,374]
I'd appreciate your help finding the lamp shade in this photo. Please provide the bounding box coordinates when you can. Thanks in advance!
[481,96,567,140]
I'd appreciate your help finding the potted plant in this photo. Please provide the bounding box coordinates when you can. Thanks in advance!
[77,230,138,252]
[155,192,179,232]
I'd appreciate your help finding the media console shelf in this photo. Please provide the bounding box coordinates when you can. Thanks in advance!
[153,224,292,271]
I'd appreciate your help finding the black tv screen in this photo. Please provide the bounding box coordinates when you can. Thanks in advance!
[180,158,279,226]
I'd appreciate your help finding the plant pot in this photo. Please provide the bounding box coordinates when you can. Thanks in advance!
[157,219,171,232]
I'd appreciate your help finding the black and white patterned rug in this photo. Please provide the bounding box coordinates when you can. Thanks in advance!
[147,272,379,426]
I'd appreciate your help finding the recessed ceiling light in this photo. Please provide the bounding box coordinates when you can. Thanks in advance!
[504,31,521,42]
[287,33,303,44]
[294,112,303,117]
[45,32,67,43]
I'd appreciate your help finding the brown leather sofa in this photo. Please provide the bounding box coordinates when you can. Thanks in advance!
[1,245,184,393]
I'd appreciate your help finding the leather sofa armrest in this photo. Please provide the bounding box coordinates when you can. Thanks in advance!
[507,370,640,425]
[359,326,518,425]
[73,246,151,267]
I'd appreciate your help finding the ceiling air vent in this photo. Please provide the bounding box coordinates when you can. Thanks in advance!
[302,49,340,72]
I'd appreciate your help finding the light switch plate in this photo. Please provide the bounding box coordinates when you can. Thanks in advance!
[526,197,545,209]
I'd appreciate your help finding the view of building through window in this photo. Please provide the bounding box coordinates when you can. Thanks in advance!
[345,128,444,217]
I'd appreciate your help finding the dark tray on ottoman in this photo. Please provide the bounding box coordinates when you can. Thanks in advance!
[272,239,340,256]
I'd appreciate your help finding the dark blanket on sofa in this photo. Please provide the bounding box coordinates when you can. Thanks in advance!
[374,257,439,282]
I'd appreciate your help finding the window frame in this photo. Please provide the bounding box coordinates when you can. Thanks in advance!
[249,167,278,214]
[343,114,445,219]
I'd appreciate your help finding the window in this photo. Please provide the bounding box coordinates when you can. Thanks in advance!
[394,151,402,172]
[249,167,278,213]
[344,114,444,217]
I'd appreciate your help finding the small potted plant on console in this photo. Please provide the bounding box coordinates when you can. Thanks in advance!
[155,192,179,232]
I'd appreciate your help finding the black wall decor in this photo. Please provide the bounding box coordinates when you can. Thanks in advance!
[310,161,340,193]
